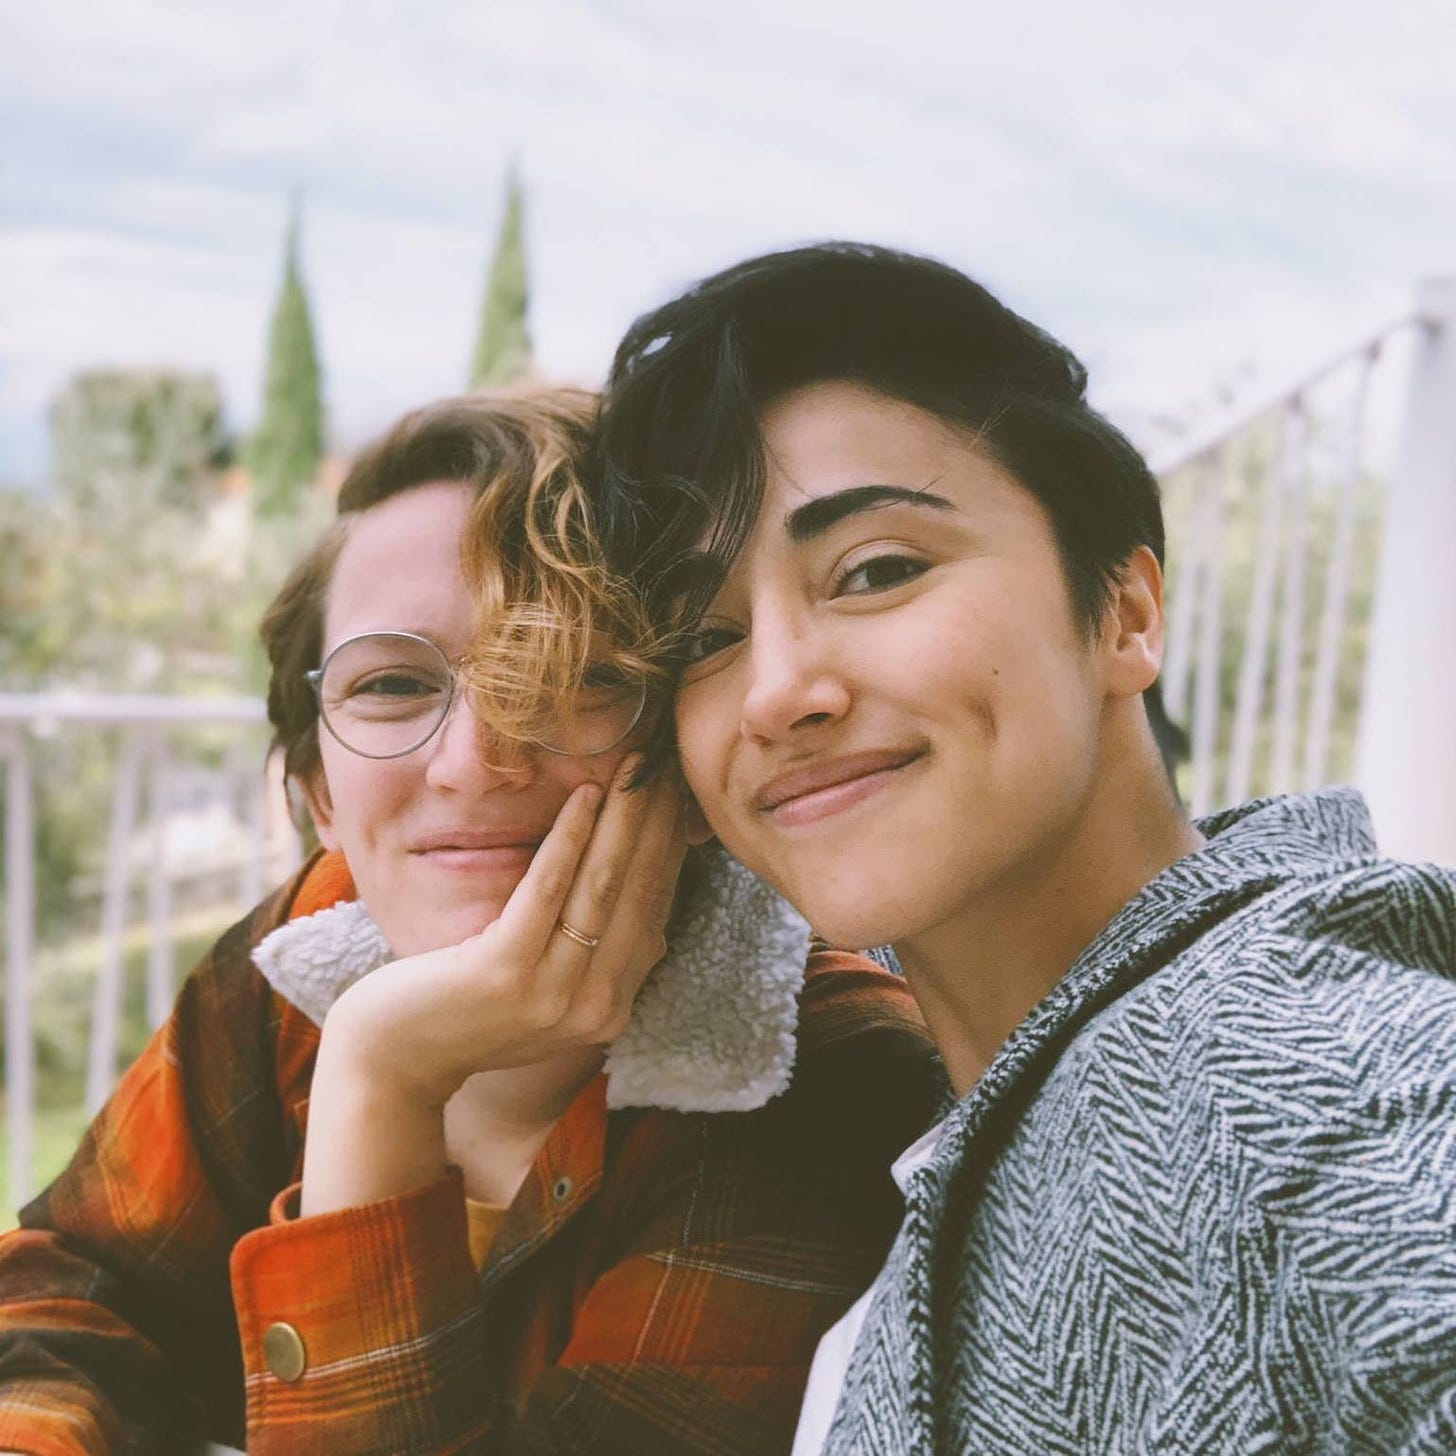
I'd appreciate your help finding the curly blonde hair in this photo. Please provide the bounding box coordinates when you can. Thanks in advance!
[260,386,667,787]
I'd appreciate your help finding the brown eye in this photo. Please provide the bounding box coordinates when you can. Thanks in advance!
[838,554,928,595]
[680,620,743,666]
[352,671,442,699]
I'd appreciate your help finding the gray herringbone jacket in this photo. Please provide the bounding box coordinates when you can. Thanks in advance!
[826,790,1456,1454]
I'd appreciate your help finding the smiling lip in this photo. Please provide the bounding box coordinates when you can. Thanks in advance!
[752,749,924,826]
[410,827,545,852]
[408,829,543,868]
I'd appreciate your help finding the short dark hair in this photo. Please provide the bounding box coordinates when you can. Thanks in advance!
[598,242,1165,641]
[598,240,1188,778]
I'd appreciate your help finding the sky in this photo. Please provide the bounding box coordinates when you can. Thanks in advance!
[3,0,1455,487]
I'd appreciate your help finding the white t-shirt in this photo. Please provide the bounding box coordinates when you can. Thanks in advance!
[791,1120,945,1455]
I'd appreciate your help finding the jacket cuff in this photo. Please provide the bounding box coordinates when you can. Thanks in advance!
[230,1169,483,1453]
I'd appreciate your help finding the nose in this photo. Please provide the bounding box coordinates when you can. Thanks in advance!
[423,688,534,790]
[738,612,851,742]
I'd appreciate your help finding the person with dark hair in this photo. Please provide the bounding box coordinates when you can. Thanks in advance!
[599,243,1456,1453]
[0,386,942,1455]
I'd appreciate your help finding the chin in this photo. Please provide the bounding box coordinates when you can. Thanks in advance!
[773,852,938,952]
[803,860,980,951]
[384,900,509,956]
[794,896,915,954]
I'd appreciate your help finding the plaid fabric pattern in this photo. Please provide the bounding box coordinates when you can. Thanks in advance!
[0,854,942,1455]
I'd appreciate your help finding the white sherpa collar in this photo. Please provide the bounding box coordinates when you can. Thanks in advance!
[250,845,811,1114]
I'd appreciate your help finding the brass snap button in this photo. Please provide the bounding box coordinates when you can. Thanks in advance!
[263,1321,307,1382]
[552,1175,574,1203]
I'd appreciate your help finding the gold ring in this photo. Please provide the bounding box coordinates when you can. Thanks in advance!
[557,920,600,949]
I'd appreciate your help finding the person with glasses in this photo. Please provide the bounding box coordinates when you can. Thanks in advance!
[0,388,942,1455]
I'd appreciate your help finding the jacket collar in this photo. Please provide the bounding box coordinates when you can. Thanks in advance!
[918,788,1380,1189]
[251,843,811,1115]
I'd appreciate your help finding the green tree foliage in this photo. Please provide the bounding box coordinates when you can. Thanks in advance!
[30,367,248,689]
[470,168,533,387]
[49,370,226,517]
[249,205,325,515]
[1,444,327,944]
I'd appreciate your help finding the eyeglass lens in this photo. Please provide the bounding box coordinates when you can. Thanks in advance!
[315,632,645,759]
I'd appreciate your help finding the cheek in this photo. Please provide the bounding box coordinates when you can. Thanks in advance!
[975,630,1105,791]
[523,748,631,825]
[673,687,732,808]
[546,745,628,795]
[316,748,414,852]
[868,598,1001,726]
[921,576,1088,709]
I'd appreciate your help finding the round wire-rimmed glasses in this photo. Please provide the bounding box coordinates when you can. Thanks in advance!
[306,630,648,760]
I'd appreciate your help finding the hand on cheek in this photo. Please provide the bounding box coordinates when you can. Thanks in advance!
[300,759,689,1216]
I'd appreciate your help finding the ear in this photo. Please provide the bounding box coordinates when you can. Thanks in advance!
[297,768,342,852]
[1103,546,1164,699]
[682,789,717,848]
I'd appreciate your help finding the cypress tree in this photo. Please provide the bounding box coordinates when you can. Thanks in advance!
[469,167,533,388]
[250,201,325,515]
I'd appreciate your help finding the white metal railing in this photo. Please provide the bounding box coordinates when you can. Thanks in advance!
[1153,277,1456,870]
[1,696,300,1209]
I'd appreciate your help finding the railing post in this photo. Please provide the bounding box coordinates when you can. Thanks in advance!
[145,741,175,1030]
[4,729,37,1211]
[1188,464,1226,816]
[1226,405,1298,806]
[1270,436,1311,794]
[1356,278,1456,866]
[1304,350,1377,789]
[86,728,148,1113]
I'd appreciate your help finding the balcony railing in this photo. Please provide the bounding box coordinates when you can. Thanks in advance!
[1,696,300,1209]
[1154,278,1456,866]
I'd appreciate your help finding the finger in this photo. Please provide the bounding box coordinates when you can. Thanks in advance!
[620,924,672,1011]
[487,779,604,961]
[618,773,688,942]
[592,763,683,937]
[537,761,680,1035]
[580,775,686,1002]
[623,817,686,993]
[550,754,657,949]
[619,818,688,1008]
[569,813,684,1044]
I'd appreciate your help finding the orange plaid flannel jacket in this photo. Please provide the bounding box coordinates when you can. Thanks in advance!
[0,854,942,1455]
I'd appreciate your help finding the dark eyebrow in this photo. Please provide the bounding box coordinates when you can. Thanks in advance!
[784,484,956,544]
